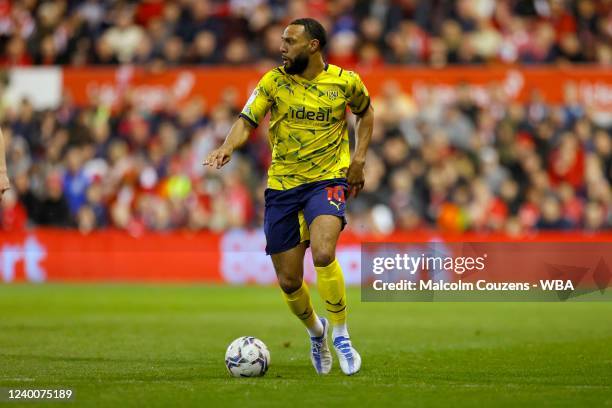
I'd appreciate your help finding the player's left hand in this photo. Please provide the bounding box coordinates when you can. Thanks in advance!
[346,160,365,198]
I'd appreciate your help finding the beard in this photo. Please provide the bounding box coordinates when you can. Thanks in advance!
[284,51,309,74]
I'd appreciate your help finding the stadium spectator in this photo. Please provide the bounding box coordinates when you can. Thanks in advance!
[102,5,145,64]
[0,0,610,67]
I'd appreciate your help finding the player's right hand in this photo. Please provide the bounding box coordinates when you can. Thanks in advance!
[0,173,9,201]
[204,145,233,169]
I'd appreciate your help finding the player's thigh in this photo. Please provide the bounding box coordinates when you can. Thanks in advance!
[309,215,343,266]
[271,242,308,293]
[263,187,306,256]
[302,178,347,266]
[264,186,310,291]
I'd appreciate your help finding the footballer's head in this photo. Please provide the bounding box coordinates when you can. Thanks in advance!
[281,18,327,75]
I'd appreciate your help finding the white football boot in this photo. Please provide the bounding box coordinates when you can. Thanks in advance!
[309,317,332,374]
[332,335,361,375]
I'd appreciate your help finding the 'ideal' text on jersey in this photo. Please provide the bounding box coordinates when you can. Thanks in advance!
[239,64,370,190]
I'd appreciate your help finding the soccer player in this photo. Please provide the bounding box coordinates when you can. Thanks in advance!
[205,18,373,376]
[0,127,9,199]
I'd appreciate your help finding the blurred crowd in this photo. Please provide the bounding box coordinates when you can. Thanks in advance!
[1,77,610,235]
[0,0,611,68]
[0,0,610,235]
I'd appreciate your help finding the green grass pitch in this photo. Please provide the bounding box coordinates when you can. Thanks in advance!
[0,285,611,407]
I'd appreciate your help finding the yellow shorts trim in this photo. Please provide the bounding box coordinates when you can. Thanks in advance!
[298,210,310,243]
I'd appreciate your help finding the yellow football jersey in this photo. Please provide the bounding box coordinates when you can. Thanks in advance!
[239,63,370,190]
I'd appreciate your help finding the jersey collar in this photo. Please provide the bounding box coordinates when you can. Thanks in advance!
[289,63,329,85]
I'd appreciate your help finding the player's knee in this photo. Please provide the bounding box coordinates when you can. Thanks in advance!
[312,248,335,268]
[278,275,303,294]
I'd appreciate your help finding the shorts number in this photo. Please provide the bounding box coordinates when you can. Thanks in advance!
[325,186,345,202]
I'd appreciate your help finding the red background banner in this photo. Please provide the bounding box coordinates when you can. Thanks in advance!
[1,229,610,284]
[1,229,222,283]
[62,66,612,111]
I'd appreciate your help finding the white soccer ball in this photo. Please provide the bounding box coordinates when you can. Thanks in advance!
[225,336,270,377]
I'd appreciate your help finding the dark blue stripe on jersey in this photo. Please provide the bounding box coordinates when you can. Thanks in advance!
[354,97,371,116]
[324,63,329,71]
[239,113,258,128]
[338,68,343,77]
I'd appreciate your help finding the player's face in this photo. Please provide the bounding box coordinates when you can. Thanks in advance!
[280,25,315,74]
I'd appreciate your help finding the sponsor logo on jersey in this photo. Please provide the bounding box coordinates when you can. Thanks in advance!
[289,106,331,122]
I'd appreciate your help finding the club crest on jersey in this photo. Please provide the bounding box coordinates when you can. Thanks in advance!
[327,89,339,101]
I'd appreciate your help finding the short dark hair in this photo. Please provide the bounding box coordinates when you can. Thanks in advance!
[289,18,327,50]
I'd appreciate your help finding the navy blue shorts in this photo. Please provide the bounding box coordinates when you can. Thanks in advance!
[264,178,348,255]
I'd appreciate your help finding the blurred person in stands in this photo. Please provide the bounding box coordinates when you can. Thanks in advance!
[0,35,32,66]
[102,5,145,64]
[63,146,90,218]
[1,188,27,231]
[0,127,9,199]
[37,169,71,227]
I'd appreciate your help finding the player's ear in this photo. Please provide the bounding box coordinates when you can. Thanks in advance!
[310,39,319,52]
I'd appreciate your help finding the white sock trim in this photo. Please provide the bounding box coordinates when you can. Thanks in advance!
[332,322,349,340]
[306,315,324,337]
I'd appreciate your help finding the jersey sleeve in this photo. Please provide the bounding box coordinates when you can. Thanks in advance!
[239,71,276,128]
[346,71,370,116]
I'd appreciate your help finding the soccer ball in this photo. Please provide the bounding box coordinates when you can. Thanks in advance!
[225,336,270,377]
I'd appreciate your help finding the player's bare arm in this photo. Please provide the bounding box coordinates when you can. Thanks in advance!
[346,104,374,198]
[203,117,253,169]
[0,127,9,198]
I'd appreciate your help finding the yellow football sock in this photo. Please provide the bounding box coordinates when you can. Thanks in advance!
[282,281,321,335]
[315,258,347,325]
